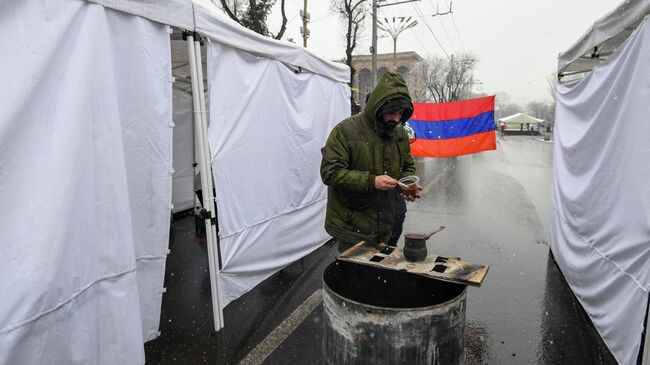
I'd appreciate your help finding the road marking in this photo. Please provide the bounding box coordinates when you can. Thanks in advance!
[238,289,323,365]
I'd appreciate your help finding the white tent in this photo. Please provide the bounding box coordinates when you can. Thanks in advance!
[554,1,650,364]
[498,113,544,129]
[0,1,350,363]
[558,0,650,77]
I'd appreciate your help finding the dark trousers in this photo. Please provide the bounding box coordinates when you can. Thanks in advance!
[387,190,407,246]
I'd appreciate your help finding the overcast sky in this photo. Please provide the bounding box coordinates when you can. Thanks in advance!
[269,0,622,105]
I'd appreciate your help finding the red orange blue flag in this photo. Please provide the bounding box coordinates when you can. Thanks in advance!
[408,96,496,158]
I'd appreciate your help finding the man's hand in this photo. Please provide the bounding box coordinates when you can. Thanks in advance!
[375,175,397,190]
[400,183,423,202]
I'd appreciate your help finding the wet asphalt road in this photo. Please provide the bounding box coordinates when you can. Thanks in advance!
[145,135,617,364]
[402,135,615,364]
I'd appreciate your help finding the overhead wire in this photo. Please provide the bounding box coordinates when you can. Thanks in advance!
[427,0,457,54]
[382,4,433,58]
[441,0,466,52]
[411,2,451,59]
[436,14,456,54]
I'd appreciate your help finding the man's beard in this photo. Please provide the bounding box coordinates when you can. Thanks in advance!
[375,120,399,139]
[385,121,399,129]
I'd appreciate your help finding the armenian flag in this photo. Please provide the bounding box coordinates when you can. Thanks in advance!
[408,96,496,158]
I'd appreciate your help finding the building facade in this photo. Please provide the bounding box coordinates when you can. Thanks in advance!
[351,51,423,109]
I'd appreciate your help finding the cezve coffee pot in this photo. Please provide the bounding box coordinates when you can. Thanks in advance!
[403,226,446,262]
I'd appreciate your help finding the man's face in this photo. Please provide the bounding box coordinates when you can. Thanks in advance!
[382,110,403,128]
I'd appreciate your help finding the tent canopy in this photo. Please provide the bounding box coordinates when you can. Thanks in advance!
[557,0,650,76]
[499,113,544,124]
[1,1,351,363]
[88,0,350,83]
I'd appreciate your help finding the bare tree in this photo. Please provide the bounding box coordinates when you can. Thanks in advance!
[496,103,521,120]
[407,61,432,102]
[220,0,287,40]
[547,73,557,103]
[527,100,555,129]
[409,54,478,103]
[220,0,245,17]
[545,73,557,128]
[527,101,549,119]
[331,0,368,111]
[494,93,521,120]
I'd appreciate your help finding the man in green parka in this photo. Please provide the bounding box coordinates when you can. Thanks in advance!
[320,71,422,249]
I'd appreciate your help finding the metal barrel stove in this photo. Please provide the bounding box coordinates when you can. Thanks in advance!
[322,260,467,364]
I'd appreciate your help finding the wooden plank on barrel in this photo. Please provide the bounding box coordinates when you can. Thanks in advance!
[338,242,489,287]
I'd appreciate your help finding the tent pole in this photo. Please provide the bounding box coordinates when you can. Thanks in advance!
[186,32,224,331]
[193,39,216,269]
[194,36,225,329]
[642,293,650,365]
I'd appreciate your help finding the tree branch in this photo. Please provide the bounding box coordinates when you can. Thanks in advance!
[221,0,243,25]
[273,0,287,39]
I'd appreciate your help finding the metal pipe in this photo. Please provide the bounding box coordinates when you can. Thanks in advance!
[187,34,224,331]
[642,294,650,365]
[371,0,378,89]
[393,37,397,70]
[193,38,224,330]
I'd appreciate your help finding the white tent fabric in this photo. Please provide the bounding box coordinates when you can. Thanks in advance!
[89,0,350,84]
[558,0,650,74]
[552,16,650,365]
[88,0,194,29]
[193,0,350,84]
[0,1,172,364]
[172,88,196,212]
[206,41,350,308]
[1,0,351,361]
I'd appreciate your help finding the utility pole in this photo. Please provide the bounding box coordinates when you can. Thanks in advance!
[371,0,378,89]
[371,0,421,89]
[301,0,309,48]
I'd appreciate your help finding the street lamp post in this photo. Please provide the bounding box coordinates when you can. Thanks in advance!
[371,0,421,89]
[377,16,418,70]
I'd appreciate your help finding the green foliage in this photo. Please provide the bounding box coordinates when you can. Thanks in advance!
[221,0,285,38]
[240,0,276,36]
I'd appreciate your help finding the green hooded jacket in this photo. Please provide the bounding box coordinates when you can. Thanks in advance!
[320,72,416,244]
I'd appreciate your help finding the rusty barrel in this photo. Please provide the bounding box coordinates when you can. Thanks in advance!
[322,260,467,364]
